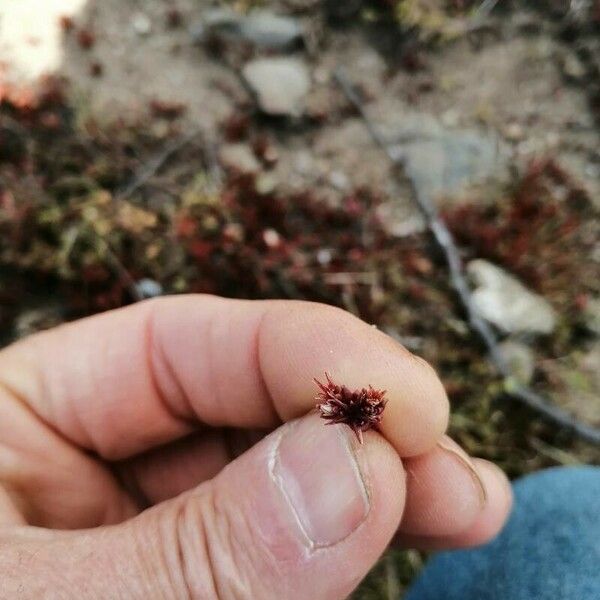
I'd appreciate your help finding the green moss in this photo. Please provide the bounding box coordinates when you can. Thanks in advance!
[395,0,466,40]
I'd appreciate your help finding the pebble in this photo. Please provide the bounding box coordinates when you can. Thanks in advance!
[192,9,303,50]
[328,170,350,191]
[255,173,278,195]
[317,248,333,265]
[132,12,152,36]
[376,202,426,238]
[219,143,261,174]
[561,52,586,81]
[263,228,281,248]
[240,11,303,50]
[135,278,163,299]
[467,259,557,335]
[498,340,535,384]
[503,122,525,142]
[242,57,310,117]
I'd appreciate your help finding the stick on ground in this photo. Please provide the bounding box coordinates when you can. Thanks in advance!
[334,69,600,446]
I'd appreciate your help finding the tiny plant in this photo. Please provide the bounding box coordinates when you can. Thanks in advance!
[314,373,388,444]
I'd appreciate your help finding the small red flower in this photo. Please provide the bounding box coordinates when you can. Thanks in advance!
[314,373,387,444]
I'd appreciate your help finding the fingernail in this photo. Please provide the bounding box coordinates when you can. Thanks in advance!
[437,438,487,507]
[271,415,370,548]
[478,459,513,505]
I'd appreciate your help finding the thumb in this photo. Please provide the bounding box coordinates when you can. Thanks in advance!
[2,415,405,599]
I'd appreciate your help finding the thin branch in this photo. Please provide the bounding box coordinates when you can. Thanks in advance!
[335,69,600,446]
[94,235,144,302]
[116,129,202,200]
[474,0,501,20]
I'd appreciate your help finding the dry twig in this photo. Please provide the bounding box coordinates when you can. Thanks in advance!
[116,129,203,199]
[94,235,144,302]
[334,69,600,445]
[474,0,501,21]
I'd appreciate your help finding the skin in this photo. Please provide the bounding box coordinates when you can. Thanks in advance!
[0,296,512,599]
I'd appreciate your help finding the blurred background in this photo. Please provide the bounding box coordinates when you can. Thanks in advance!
[0,0,599,596]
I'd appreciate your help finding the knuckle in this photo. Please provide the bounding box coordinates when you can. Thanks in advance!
[173,486,277,600]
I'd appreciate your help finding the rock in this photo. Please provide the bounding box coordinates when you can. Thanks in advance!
[191,9,303,50]
[328,170,350,191]
[135,278,163,299]
[132,12,152,36]
[255,173,278,195]
[316,248,333,265]
[583,297,600,336]
[262,228,281,248]
[467,259,557,335]
[239,11,303,49]
[219,143,261,174]
[242,58,310,117]
[503,122,525,142]
[376,202,425,237]
[498,340,535,385]
[561,52,586,81]
[385,114,506,202]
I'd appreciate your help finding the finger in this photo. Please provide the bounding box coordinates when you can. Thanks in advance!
[260,301,449,456]
[0,296,448,460]
[120,432,508,547]
[0,486,26,526]
[0,383,137,529]
[396,459,513,550]
[2,415,406,600]
[399,436,487,537]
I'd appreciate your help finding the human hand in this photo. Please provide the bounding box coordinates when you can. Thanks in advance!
[0,296,512,598]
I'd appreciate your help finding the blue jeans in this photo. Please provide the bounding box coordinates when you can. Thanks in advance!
[406,466,600,600]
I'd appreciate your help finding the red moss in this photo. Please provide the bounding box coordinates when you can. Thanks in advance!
[166,8,183,29]
[89,61,104,78]
[77,29,96,50]
[222,112,251,142]
[59,16,75,32]
[442,158,594,311]
[314,373,388,443]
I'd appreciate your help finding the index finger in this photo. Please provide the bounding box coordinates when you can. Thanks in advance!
[0,296,449,459]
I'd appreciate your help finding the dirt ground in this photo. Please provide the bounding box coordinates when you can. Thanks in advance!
[5,1,599,203]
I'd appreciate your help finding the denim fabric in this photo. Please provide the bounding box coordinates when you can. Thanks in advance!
[406,466,600,600]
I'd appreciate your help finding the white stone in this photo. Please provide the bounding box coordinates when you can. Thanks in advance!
[132,12,152,36]
[242,57,310,117]
[467,259,557,335]
[240,11,303,49]
[329,170,350,191]
[498,340,535,384]
[135,278,163,299]
[219,143,260,174]
[192,9,303,50]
